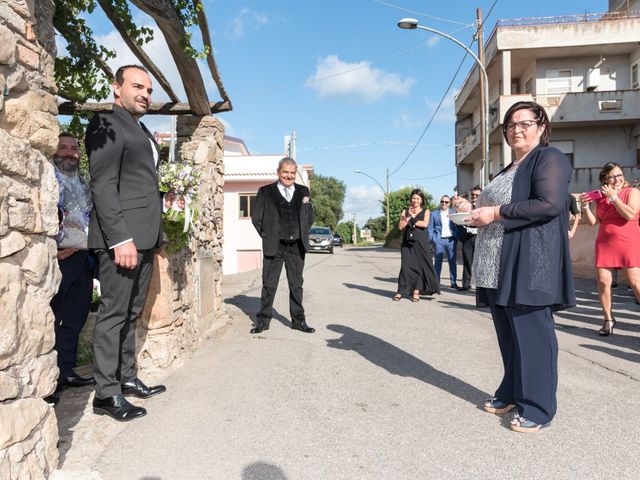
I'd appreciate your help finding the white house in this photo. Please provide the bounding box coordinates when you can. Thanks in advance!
[222,136,313,275]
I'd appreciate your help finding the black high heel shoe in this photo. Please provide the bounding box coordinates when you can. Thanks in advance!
[599,318,616,336]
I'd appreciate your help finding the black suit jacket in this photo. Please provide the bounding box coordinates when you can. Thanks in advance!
[251,182,315,256]
[86,105,162,251]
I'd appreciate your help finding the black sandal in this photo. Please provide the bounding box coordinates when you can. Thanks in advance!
[599,318,616,336]
[392,293,402,302]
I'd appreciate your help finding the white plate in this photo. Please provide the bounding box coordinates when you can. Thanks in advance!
[449,212,471,225]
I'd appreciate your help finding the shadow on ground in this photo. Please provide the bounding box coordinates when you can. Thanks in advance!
[224,294,290,329]
[325,324,489,407]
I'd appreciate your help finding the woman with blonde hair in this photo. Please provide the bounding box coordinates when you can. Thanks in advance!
[580,163,640,336]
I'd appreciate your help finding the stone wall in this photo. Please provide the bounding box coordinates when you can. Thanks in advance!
[0,1,60,478]
[137,116,224,370]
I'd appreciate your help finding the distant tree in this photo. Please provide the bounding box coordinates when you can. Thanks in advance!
[385,186,435,226]
[364,216,386,241]
[335,221,359,244]
[310,175,345,231]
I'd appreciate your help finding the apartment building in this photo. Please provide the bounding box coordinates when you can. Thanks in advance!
[455,3,640,194]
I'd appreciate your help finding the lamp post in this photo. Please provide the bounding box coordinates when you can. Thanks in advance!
[354,168,390,235]
[397,18,490,188]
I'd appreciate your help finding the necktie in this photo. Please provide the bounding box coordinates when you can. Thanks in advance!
[285,188,292,201]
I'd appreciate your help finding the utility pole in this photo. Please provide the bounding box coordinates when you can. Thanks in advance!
[291,129,297,161]
[352,213,357,245]
[385,168,390,235]
[476,8,487,188]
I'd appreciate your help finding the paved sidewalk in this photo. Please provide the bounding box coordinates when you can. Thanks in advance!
[52,246,640,479]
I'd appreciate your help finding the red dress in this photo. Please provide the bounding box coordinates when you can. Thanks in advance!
[595,187,640,268]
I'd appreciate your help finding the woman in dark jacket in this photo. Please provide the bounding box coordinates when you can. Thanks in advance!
[460,101,575,433]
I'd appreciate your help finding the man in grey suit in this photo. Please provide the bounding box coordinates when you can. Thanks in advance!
[86,65,165,421]
[250,158,315,334]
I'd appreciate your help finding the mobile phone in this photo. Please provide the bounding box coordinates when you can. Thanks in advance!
[584,189,604,201]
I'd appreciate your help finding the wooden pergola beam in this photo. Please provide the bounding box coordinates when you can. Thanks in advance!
[58,101,232,116]
[97,0,180,103]
[195,1,232,109]
[130,0,211,116]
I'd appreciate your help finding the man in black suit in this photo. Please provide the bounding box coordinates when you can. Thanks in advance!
[86,65,165,422]
[250,158,315,334]
[457,186,482,291]
[46,133,96,406]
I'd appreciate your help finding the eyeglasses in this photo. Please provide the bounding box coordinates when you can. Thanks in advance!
[441,200,450,204]
[605,173,624,181]
[503,119,539,132]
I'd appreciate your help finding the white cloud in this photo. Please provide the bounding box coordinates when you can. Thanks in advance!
[307,55,415,103]
[343,185,385,226]
[228,8,269,39]
[424,89,457,123]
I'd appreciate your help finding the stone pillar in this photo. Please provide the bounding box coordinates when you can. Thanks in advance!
[0,0,61,478]
[137,116,224,370]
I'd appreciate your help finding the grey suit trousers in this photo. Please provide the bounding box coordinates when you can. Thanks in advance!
[93,249,154,398]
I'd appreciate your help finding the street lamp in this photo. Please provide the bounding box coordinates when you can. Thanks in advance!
[354,168,390,235]
[397,18,490,187]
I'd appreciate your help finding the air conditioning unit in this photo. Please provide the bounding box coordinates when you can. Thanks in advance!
[599,99,622,112]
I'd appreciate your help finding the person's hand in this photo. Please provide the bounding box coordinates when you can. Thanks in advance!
[453,198,472,212]
[163,191,175,210]
[580,192,595,206]
[601,184,617,199]
[57,248,78,261]
[114,241,138,270]
[568,230,575,240]
[466,206,498,227]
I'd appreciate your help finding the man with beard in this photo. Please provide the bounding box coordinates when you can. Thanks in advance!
[45,133,96,406]
[86,65,165,421]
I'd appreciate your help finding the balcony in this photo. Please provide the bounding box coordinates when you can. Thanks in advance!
[494,90,640,128]
[455,127,479,164]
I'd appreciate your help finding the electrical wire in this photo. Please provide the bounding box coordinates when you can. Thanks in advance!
[371,0,474,27]
[389,0,499,178]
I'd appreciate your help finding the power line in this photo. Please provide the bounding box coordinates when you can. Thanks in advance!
[371,0,474,27]
[389,0,499,177]
[298,141,459,152]
[395,171,456,181]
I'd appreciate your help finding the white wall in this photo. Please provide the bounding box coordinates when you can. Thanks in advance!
[536,55,631,94]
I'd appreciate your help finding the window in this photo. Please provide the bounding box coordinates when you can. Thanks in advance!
[546,69,573,94]
[239,194,256,218]
[632,63,639,90]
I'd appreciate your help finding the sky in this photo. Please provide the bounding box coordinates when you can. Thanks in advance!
[69,0,609,225]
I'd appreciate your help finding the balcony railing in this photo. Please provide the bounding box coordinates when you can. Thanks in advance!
[496,11,640,28]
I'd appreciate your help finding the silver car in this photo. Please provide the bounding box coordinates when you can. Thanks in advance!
[308,226,333,254]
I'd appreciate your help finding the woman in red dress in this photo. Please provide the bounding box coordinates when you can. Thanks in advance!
[581,163,640,336]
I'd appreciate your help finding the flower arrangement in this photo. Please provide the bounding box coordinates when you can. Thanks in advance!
[158,161,200,198]
[158,161,201,252]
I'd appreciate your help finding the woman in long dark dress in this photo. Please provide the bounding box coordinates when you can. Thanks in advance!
[393,189,440,302]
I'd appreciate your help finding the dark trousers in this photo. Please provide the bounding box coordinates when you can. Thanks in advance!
[460,234,476,288]
[434,237,457,286]
[257,240,306,324]
[483,288,558,425]
[93,249,154,398]
[51,256,93,379]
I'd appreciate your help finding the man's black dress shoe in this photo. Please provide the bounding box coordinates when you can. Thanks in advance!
[44,394,60,406]
[250,321,269,334]
[93,394,146,421]
[457,286,471,291]
[121,378,166,399]
[291,321,315,333]
[58,373,96,389]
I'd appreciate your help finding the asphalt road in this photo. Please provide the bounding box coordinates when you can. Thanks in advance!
[53,246,640,480]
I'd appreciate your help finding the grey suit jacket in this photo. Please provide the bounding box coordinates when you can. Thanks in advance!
[86,104,162,251]
[251,182,315,256]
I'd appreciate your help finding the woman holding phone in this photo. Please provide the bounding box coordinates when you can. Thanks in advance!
[580,163,640,336]
[393,189,439,302]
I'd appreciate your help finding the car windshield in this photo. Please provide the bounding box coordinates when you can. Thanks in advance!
[310,227,331,235]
